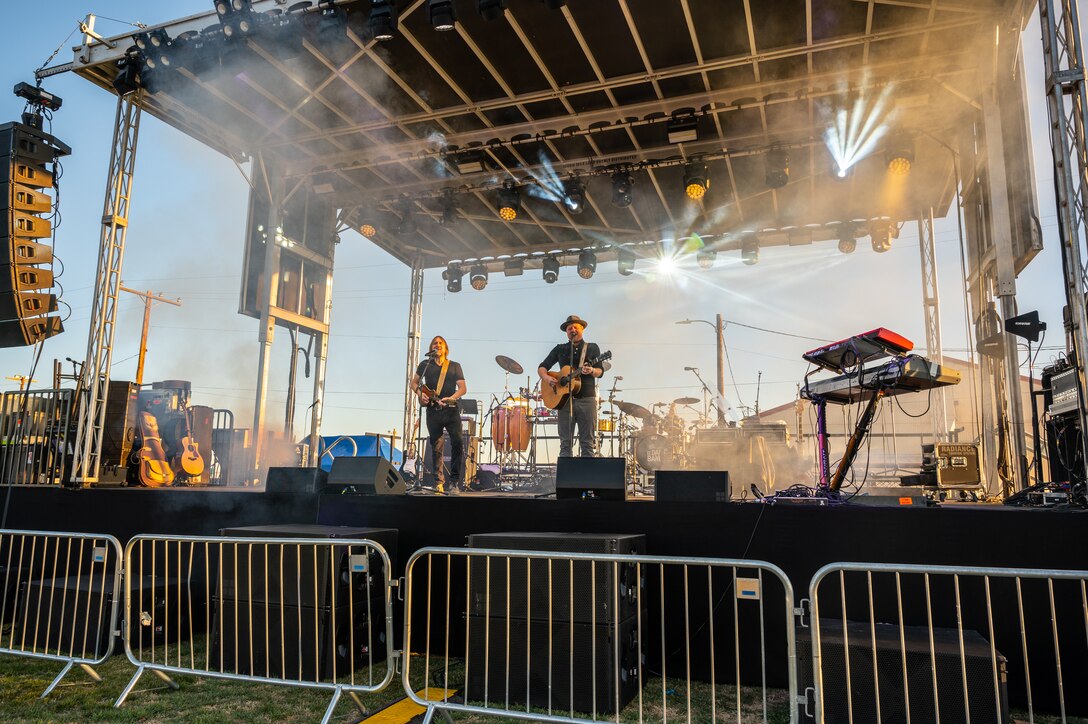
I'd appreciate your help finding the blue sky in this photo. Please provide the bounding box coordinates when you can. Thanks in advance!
[0,3,1071,448]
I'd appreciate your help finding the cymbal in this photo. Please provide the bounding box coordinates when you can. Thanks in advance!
[495,355,524,375]
[673,396,700,405]
[614,400,652,418]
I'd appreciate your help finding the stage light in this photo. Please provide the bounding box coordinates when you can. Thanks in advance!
[504,258,524,277]
[215,0,257,40]
[617,248,636,276]
[429,0,457,30]
[696,248,716,269]
[443,263,463,293]
[498,180,520,221]
[765,147,789,189]
[111,60,142,96]
[448,150,487,175]
[741,234,760,265]
[577,251,597,279]
[885,136,914,176]
[837,223,857,254]
[683,161,709,201]
[469,263,488,290]
[667,115,698,144]
[612,171,633,208]
[657,255,676,275]
[869,220,896,252]
[438,190,458,226]
[478,0,507,21]
[563,178,586,214]
[542,255,559,284]
[359,222,377,238]
[369,0,398,40]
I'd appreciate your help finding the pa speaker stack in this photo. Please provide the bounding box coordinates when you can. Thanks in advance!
[211,524,398,680]
[464,532,645,714]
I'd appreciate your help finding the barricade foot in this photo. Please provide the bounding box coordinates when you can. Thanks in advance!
[152,668,179,690]
[320,686,343,724]
[79,663,103,683]
[347,691,368,717]
[421,704,455,724]
[114,665,146,708]
[39,660,74,699]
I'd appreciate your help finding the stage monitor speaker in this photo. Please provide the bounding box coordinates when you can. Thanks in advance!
[797,619,1009,724]
[654,469,730,503]
[555,456,626,500]
[265,466,327,494]
[328,456,405,495]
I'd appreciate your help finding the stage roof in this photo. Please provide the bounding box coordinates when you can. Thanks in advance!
[67,0,1017,268]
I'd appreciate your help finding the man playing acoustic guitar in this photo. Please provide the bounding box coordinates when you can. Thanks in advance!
[410,335,467,494]
[538,315,605,458]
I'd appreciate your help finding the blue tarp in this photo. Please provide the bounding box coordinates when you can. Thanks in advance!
[318,434,403,472]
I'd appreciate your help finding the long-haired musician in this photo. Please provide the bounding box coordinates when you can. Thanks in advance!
[410,336,467,493]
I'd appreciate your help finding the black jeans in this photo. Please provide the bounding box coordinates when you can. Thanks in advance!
[426,406,463,487]
[558,395,597,458]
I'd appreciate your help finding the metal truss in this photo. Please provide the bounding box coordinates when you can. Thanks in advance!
[71,94,141,484]
[402,259,424,460]
[917,208,948,442]
[1039,0,1088,481]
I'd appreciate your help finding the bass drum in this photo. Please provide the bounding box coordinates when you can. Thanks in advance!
[492,405,531,452]
[635,434,681,471]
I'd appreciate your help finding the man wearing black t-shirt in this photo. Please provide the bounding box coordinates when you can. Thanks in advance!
[410,335,467,493]
[538,315,604,458]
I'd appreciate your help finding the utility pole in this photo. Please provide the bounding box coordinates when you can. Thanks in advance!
[119,286,181,385]
[5,375,36,391]
[677,314,728,425]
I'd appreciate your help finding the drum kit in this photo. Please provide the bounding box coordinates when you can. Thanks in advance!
[487,352,707,478]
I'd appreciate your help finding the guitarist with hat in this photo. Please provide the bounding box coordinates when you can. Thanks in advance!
[410,335,467,493]
[538,315,605,458]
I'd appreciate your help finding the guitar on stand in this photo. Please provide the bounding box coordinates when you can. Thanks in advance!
[540,351,613,409]
[174,406,205,483]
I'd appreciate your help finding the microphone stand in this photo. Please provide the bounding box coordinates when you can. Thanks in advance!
[688,367,713,427]
[607,377,622,458]
[567,340,576,458]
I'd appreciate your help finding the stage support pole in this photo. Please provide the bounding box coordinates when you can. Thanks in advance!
[72,91,141,485]
[917,208,948,444]
[1039,0,1088,488]
[251,155,284,480]
[308,263,333,467]
[402,258,424,461]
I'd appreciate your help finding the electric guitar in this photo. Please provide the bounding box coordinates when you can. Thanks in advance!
[174,406,205,478]
[541,351,612,410]
[418,382,453,408]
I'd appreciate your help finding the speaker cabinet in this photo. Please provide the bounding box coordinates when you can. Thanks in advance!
[798,619,1009,724]
[654,469,730,503]
[98,380,139,485]
[265,466,327,494]
[328,456,405,494]
[465,614,641,715]
[217,524,398,609]
[466,532,645,624]
[556,457,626,500]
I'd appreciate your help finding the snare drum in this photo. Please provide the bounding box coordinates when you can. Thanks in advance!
[492,405,531,451]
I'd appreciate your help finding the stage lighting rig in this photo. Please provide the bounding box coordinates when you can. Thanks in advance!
[617,247,636,276]
[13,83,62,112]
[478,0,508,21]
[503,258,524,277]
[885,136,914,176]
[443,263,464,293]
[696,248,716,269]
[369,0,398,40]
[837,223,857,254]
[542,255,560,284]
[498,180,520,221]
[667,115,699,144]
[612,171,634,208]
[741,234,760,265]
[869,220,897,252]
[683,160,709,201]
[577,251,597,279]
[429,0,457,30]
[469,263,488,290]
[563,177,586,214]
[765,147,789,189]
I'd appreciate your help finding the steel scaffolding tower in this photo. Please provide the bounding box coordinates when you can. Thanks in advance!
[917,208,949,443]
[71,93,140,484]
[402,259,424,459]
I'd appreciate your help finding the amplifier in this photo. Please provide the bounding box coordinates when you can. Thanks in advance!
[694,427,740,444]
[1048,366,1078,417]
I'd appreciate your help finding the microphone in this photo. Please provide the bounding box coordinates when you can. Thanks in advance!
[615,376,624,381]
[684,366,697,371]
[425,350,438,358]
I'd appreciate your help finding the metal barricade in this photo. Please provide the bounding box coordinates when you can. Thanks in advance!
[0,388,74,486]
[0,529,123,697]
[403,547,798,722]
[115,535,396,723]
[807,562,1088,723]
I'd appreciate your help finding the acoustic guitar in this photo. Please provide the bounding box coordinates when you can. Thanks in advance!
[418,382,453,408]
[540,351,612,410]
[174,406,205,479]
[136,411,175,488]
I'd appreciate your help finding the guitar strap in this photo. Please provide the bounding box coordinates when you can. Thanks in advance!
[578,343,588,370]
[435,360,451,405]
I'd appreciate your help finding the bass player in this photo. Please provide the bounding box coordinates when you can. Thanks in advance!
[410,335,467,493]
[538,315,605,458]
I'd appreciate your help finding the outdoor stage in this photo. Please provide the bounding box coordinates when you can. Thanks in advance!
[6,484,1086,589]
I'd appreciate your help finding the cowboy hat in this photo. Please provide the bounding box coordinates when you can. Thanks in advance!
[560,314,588,332]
